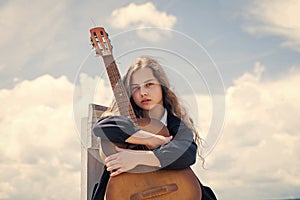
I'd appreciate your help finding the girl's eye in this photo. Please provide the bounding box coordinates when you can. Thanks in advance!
[131,86,139,93]
[145,82,155,87]
[131,82,158,93]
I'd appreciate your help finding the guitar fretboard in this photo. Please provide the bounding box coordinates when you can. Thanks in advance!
[103,55,137,124]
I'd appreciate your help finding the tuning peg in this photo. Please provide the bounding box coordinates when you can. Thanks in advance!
[90,37,95,47]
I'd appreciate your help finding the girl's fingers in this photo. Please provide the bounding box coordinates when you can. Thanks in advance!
[105,153,118,163]
[107,165,118,172]
[106,161,118,170]
[105,156,119,171]
[110,166,126,176]
[110,169,122,176]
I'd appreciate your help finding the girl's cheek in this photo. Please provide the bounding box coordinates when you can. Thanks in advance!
[132,93,139,103]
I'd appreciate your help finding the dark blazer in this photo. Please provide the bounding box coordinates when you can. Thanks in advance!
[92,114,217,200]
[93,113,197,169]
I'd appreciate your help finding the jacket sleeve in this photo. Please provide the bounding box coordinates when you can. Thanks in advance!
[153,119,197,170]
[93,115,197,170]
[93,115,140,143]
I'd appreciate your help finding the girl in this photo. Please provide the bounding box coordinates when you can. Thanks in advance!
[92,57,217,200]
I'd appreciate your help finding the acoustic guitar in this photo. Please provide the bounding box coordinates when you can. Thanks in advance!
[90,27,202,200]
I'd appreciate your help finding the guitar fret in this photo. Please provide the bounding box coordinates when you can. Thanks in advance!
[105,62,138,124]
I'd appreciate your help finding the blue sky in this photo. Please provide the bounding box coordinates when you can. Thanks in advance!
[1,0,300,199]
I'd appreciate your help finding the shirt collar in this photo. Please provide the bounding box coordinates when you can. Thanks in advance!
[160,109,168,126]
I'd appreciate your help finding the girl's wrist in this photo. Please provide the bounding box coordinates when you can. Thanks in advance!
[125,130,155,145]
[135,150,161,167]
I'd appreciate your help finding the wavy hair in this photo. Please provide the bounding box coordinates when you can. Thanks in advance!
[121,57,203,160]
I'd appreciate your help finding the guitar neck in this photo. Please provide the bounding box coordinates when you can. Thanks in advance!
[102,55,137,124]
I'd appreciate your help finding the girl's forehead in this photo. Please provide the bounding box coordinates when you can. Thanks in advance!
[131,68,157,84]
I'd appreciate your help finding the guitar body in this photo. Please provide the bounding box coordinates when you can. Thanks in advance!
[105,168,202,200]
[90,27,202,200]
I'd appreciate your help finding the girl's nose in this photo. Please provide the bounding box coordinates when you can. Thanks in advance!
[140,86,148,96]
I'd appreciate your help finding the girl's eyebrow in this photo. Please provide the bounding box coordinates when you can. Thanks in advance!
[130,78,156,86]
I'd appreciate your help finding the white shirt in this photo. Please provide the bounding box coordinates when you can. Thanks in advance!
[160,109,168,126]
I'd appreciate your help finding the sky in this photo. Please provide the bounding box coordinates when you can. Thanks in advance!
[0,0,300,199]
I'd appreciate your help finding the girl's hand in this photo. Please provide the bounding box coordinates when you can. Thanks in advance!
[105,147,139,176]
[104,146,162,176]
[126,130,172,149]
[146,134,173,150]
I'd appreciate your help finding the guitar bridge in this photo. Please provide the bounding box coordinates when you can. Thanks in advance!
[130,183,178,200]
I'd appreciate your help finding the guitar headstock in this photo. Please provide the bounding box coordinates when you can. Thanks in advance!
[90,27,113,56]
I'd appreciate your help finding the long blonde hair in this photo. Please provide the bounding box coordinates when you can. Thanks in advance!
[122,57,203,157]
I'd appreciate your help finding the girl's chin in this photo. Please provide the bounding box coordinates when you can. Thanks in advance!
[141,106,152,111]
[139,102,163,111]
[139,104,153,111]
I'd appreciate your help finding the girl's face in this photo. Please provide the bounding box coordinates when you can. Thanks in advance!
[130,67,163,111]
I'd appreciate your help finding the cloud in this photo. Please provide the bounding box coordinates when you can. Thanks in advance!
[243,0,300,51]
[1,64,300,199]
[0,75,79,199]
[73,73,113,136]
[109,2,177,42]
[194,63,300,199]
[0,72,113,199]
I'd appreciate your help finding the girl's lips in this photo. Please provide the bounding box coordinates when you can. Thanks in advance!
[141,99,151,104]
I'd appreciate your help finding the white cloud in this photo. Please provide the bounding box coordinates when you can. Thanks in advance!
[244,0,300,51]
[0,74,99,199]
[194,63,300,199]
[109,2,177,42]
[73,73,113,136]
[1,64,300,199]
[0,75,79,199]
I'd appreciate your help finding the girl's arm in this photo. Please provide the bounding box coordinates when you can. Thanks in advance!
[105,147,160,176]
[93,115,196,171]
[93,115,140,143]
[152,117,197,170]
[93,115,171,147]
[125,129,172,149]
[93,115,171,176]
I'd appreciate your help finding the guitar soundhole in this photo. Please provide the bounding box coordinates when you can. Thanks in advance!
[130,183,178,200]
